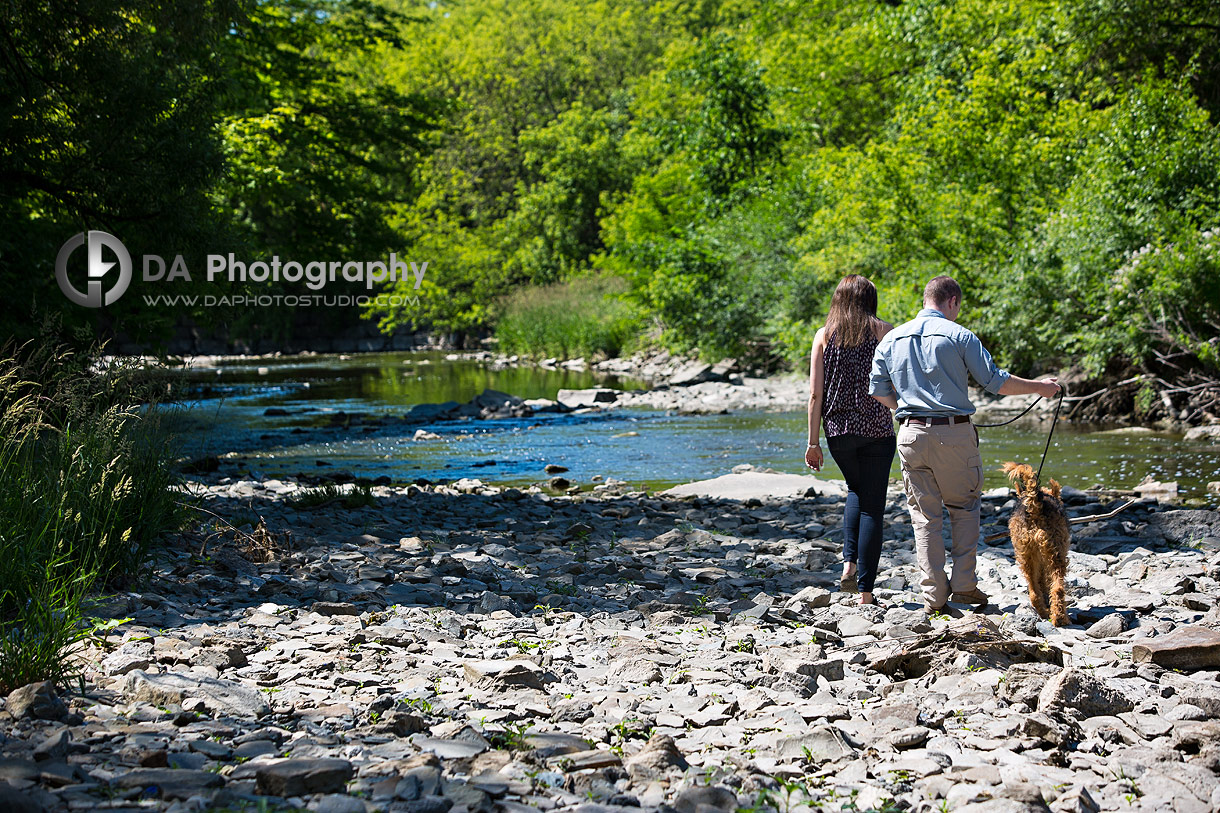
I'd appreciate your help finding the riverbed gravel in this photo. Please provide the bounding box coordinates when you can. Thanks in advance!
[3,471,1220,812]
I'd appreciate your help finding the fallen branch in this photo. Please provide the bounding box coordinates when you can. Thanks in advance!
[983,497,1141,543]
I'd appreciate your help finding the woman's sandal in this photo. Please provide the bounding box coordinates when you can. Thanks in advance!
[840,572,858,592]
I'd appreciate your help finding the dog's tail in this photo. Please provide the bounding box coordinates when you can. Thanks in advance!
[1002,461,1044,517]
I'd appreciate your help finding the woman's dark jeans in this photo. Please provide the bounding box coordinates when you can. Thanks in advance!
[826,433,896,593]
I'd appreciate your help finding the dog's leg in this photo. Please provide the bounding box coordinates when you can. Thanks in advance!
[1029,579,1050,620]
[1049,551,1069,626]
[1023,553,1050,620]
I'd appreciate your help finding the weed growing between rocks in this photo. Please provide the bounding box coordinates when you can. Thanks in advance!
[286,482,377,510]
[0,340,184,693]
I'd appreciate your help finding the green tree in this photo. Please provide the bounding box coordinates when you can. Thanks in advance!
[0,0,233,343]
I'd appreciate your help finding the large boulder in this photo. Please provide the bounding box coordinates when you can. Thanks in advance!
[1142,509,1220,546]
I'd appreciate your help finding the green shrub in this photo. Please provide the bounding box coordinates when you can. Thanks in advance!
[494,274,643,359]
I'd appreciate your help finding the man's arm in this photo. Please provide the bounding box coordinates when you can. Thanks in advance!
[999,375,1061,398]
[869,342,899,410]
[872,393,898,410]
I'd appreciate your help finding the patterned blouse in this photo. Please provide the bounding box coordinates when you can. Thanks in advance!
[822,332,895,438]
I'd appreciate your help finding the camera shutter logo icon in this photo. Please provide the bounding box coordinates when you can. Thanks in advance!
[55,230,132,307]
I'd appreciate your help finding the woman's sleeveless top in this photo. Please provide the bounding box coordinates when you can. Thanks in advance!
[822,332,894,438]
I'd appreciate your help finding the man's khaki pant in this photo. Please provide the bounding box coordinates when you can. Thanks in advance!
[896,420,982,607]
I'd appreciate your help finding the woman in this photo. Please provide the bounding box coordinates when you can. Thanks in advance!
[805,274,896,606]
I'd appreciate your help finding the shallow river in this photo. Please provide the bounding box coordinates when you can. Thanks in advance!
[166,352,1219,502]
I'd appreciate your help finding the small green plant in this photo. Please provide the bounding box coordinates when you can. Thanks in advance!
[403,696,433,714]
[545,581,580,597]
[286,483,376,510]
[485,720,534,751]
[690,595,712,617]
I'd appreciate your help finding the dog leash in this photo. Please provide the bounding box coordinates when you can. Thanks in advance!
[1035,390,1064,482]
[975,389,1066,482]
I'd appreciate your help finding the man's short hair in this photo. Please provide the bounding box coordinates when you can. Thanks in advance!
[923,276,962,306]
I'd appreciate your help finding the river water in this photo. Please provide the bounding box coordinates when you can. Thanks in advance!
[167,352,1219,502]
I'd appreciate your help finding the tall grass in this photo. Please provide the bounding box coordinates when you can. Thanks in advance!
[494,274,643,359]
[0,342,184,693]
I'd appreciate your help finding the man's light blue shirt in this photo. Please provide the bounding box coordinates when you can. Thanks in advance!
[869,308,1010,419]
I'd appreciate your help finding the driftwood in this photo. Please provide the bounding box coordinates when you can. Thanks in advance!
[868,616,1063,681]
[983,497,1140,544]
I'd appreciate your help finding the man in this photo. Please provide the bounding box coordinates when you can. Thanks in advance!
[869,276,1060,613]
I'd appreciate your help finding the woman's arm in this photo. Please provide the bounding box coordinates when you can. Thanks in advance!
[806,328,826,471]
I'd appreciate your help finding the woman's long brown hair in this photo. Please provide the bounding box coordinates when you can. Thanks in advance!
[824,274,883,348]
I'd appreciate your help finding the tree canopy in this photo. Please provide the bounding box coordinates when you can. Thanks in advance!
[3,0,1218,386]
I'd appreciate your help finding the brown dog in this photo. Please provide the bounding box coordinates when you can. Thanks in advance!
[1002,462,1071,626]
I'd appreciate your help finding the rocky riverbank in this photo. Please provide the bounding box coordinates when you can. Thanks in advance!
[3,471,1220,812]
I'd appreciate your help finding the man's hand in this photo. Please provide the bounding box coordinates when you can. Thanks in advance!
[1036,378,1062,398]
[805,445,823,471]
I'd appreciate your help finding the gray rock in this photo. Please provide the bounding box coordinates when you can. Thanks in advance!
[5,682,67,721]
[778,725,856,762]
[111,768,225,799]
[1049,786,1099,813]
[1143,509,1220,546]
[311,794,369,813]
[401,797,452,813]
[1161,673,1220,716]
[415,738,488,759]
[669,362,716,387]
[1132,625,1220,670]
[556,388,618,409]
[0,784,47,813]
[1085,614,1126,639]
[0,759,40,785]
[478,592,516,614]
[555,750,622,770]
[997,662,1062,708]
[167,752,208,771]
[787,586,833,609]
[623,733,689,779]
[32,730,74,762]
[888,726,931,750]
[837,615,875,637]
[101,640,154,676]
[1037,668,1134,718]
[121,670,270,718]
[462,660,548,690]
[256,758,354,796]
[311,601,360,616]
[1166,703,1208,721]
[606,658,663,685]
[672,785,739,813]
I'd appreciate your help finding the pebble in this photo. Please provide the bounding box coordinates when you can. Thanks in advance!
[0,471,1214,813]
